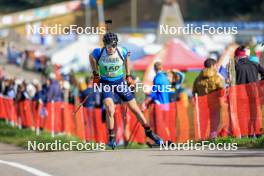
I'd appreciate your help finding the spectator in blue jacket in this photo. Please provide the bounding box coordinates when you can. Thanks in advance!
[141,62,171,110]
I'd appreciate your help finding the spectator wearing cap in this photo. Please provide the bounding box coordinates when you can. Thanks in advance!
[234,46,264,138]
[235,46,264,85]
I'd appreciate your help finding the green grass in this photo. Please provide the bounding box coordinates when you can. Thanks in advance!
[74,71,90,81]
[133,71,144,80]
[0,120,82,151]
[2,120,263,150]
[184,71,199,87]
[213,136,264,148]
[0,120,147,151]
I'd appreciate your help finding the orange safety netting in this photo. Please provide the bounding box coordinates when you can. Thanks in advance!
[0,80,263,144]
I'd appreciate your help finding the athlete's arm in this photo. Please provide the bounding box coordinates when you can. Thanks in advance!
[89,53,98,73]
[125,51,131,76]
[89,53,100,85]
[124,51,134,86]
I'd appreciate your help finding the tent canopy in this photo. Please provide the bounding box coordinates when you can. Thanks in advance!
[133,39,205,71]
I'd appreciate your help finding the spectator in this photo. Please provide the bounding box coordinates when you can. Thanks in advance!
[27,81,37,99]
[47,73,63,102]
[33,80,47,120]
[33,81,43,103]
[7,44,18,64]
[141,62,171,140]
[235,46,264,84]
[16,81,30,102]
[142,62,171,110]
[193,59,225,139]
[234,46,264,137]
[22,50,30,69]
[39,78,50,104]
[79,77,95,109]
[4,78,16,99]
[68,74,79,105]
[193,58,224,96]
[34,57,42,72]
[167,69,185,102]
[62,80,70,103]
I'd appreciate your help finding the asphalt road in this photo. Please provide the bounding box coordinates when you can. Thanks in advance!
[0,143,264,176]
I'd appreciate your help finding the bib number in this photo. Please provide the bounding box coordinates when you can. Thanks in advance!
[104,65,120,72]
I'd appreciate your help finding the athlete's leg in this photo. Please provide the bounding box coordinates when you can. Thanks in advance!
[104,97,115,130]
[127,98,163,145]
[117,80,163,144]
[103,97,117,149]
[126,98,147,126]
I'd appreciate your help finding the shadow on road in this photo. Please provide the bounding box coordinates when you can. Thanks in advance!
[160,163,264,168]
[152,152,264,158]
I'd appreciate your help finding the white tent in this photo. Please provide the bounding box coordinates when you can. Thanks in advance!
[51,36,99,74]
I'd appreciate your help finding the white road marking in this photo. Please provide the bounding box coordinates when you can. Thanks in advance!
[0,160,53,176]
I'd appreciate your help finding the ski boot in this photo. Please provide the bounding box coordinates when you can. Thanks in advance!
[107,133,117,150]
[145,127,163,145]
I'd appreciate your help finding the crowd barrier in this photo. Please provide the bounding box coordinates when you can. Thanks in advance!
[0,80,264,145]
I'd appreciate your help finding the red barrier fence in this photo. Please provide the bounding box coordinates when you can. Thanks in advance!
[0,80,264,144]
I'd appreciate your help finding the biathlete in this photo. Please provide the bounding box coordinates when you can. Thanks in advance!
[89,32,163,149]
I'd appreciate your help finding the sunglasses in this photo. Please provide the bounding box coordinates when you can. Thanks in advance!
[106,43,117,48]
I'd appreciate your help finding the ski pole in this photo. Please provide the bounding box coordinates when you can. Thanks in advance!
[73,93,91,115]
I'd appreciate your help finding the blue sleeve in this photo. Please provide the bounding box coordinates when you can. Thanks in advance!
[92,48,101,62]
[149,75,163,100]
[121,47,128,59]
